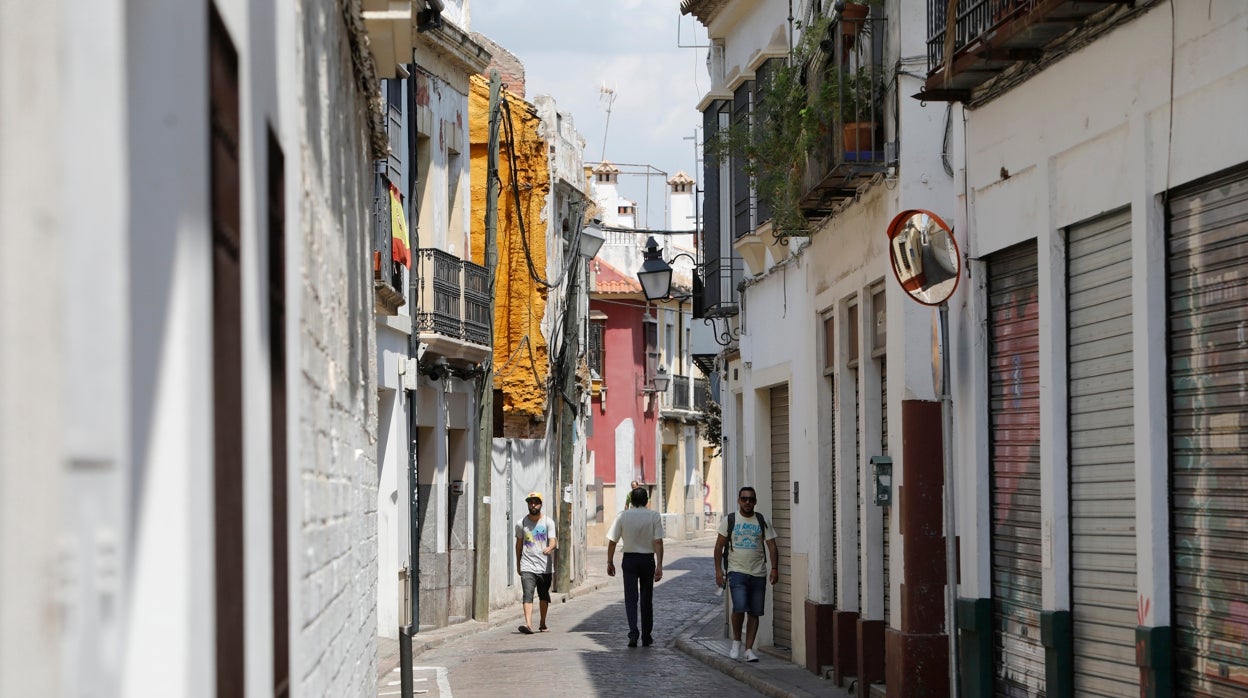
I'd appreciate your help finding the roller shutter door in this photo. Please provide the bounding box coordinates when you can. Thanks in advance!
[986,241,1045,695]
[880,357,890,625]
[1068,209,1137,695]
[853,369,862,612]
[770,385,793,649]
[1168,167,1248,696]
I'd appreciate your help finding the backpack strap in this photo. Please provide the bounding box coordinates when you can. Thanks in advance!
[723,512,771,568]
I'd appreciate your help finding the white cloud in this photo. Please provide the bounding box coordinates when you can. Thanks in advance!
[469,0,709,229]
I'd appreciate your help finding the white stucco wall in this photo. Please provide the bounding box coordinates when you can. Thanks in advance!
[954,0,1248,625]
[708,0,963,658]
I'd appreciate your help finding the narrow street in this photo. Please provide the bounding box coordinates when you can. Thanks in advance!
[378,539,769,698]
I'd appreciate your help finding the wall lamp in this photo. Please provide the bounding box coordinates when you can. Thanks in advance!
[636,236,697,301]
[641,365,670,394]
[579,220,606,260]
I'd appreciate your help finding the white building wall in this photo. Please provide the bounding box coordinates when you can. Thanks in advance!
[4,0,389,693]
[707,0,964,666]
[955,0,1248,626]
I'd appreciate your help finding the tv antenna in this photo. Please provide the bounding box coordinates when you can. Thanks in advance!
[598,83,617,161]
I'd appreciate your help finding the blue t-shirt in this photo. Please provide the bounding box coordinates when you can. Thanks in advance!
[517,515,555,574]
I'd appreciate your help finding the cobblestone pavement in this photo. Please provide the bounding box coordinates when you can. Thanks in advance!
[379,538,768,698]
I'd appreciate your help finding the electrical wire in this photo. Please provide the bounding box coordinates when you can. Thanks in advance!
[499,96,592,291]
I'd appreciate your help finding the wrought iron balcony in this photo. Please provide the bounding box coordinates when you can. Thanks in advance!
[798,11,891,218]
[414,247,491,352]
[663,374,710,415]
[921,0,1132,102]
[462,261,490,347]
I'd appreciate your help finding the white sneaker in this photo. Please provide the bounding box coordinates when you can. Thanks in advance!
[744,649,759,662]
[729,641,741,659]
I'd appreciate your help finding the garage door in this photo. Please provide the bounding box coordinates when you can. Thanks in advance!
[1168,167,1248,695]
[1068,209,1137,695]
[770,385,793,649]
[986,241,1045,695]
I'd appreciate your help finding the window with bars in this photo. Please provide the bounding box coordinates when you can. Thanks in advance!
[588,319,606,380]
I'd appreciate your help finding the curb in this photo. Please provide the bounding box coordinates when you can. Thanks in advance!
[673,606,841,698]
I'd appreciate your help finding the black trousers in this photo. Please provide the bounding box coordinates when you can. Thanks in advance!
[621,552,656,639]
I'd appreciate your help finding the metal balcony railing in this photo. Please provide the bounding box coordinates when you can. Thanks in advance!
[413,248,491,349]
[922,0,1122,101]
[798,11,890,217]
[666,375,710,413]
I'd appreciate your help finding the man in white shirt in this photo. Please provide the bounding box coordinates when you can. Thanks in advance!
[606,487,665,647]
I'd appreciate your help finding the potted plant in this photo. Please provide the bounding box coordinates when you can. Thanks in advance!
[838,1,871,40]
[835,67,879,155]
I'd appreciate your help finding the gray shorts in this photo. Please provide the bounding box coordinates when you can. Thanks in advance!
[520,571,552,603]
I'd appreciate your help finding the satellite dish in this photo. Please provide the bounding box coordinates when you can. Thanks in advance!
[886,209,961,306]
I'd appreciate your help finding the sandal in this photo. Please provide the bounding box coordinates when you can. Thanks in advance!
[539,624,549,632]
[518,625,534,635]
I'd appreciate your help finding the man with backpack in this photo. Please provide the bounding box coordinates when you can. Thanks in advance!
[713,486,779,662]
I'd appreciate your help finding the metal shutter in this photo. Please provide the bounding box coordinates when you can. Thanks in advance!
[880,357,889,625]
[770,385,793,649]
[853,369,862,612]
[987,241,1045,695]
[1168,167,1248,696]
[1068,209,1137,695]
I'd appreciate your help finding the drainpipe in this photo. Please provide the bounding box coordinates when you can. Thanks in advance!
[399,64,423,698]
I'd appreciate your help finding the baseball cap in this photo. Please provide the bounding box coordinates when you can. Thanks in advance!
[525,491,543,503]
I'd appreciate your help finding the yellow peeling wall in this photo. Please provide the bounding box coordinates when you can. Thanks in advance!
[469,75,551,422]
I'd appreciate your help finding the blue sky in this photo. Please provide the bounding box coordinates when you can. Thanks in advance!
[468,0,709,229]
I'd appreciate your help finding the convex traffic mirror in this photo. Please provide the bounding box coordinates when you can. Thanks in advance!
[886,209,961,306]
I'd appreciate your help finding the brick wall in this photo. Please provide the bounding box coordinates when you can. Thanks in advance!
[472,32,525,98]
[295,0,380,693]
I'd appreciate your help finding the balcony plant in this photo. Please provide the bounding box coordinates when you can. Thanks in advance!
[835,66,881,154]
[706,16,836,237]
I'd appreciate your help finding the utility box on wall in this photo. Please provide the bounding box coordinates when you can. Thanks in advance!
[870,456,893,506]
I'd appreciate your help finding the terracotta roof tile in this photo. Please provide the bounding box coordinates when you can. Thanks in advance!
[591,257,641,294]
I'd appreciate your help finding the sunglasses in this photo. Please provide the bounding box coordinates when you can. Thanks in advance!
[739,496,757,503]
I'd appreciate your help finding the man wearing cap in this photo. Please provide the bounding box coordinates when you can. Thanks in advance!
[515,491,556,634]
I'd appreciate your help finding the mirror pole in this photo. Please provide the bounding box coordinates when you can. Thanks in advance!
[940,301,960,697]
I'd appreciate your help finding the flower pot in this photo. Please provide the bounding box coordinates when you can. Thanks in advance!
[842,121,876,154]
[839,2,870,38]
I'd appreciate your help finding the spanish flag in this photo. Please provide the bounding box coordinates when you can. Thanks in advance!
[389,182,410,267]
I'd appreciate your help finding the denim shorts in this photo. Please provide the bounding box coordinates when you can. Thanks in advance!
[727,571,767,617]
[520,571,552,603]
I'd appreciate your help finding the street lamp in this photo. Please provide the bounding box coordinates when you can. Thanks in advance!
[637,236,674,300]
[642,365,670,394]
[579,220,606,260]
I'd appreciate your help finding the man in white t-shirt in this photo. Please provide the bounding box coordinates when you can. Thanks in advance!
[606,487,665,647]
[713,486,779,662]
